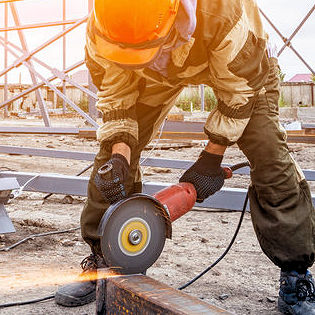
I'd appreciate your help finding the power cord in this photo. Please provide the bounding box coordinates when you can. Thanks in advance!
[0,295,55,309]
[178,161,250,290]
[178,189,249,290]
[0,227,80,251]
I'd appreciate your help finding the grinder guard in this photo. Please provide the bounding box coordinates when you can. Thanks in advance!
[98,194,172,274]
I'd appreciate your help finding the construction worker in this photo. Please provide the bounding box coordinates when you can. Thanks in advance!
[55,0,315,313]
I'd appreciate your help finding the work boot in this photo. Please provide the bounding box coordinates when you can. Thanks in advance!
[278,270,315,314]
[55,254,107,307]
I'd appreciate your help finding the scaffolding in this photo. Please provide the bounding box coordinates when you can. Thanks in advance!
[0,0,314,125]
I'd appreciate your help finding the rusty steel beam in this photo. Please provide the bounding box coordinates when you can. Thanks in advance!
[96,273,232,315]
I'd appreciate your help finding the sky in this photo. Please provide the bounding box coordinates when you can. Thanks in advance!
[0,0,314,84]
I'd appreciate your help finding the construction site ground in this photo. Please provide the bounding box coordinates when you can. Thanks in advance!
[0,116,315,315]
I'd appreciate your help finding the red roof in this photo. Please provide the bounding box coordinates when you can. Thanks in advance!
[288,74,312,82]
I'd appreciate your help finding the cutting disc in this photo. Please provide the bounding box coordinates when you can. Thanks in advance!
[99,196,166,274]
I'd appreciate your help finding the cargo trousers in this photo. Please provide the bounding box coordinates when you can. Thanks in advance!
[81,58,315,272]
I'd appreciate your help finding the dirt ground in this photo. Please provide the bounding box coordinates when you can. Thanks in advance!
[0,116,315,315]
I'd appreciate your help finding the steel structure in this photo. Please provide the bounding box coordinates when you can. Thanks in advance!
[0,0,314,123]
[0,0,97,125]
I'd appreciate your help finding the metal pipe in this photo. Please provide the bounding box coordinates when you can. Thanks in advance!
[278,5,315,56]
[288,45,315,75]
[0,15,88,78]
[62,0,67,114]
[0,0,24,3]
[0,58,84,109]
[9,2,51,126]
[1,40,98,127]
[200,84,204,112]
[259,8,315,75]
[87,0,98,119]
[3,2,8,117]
[0,19,81,32]
[0,36,97,99]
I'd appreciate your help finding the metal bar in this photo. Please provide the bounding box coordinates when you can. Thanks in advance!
[259,8,315,75]
[97,274,232,315]
[0,172,314,209]
[286,44,315,75]
[2,145,315,181]
[0,0,24,3]
[43,162,94,200]
[0,127,83,134]
[0,171,89,196]
[200,84,205,112]
[0,145,96,161]
[0,60,85,109]
[259,8,286,41]
[0,36,97,100]
[9,3,51,126]
[0,15,88,78]
[87,0,98,119]
[0,204,15,234]
[0,19,81,32]
[278,5,315,56]
[3,2,8,117]
[62,0,67,114]
[2,40,99,127]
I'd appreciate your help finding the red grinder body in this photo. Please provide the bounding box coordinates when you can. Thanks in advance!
[152,166,232,223]
[153,183,197,222]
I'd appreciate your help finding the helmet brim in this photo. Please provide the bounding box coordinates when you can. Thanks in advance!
[95,35,161,67]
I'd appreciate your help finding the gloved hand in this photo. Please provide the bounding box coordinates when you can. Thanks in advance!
[179,150,225,203]
[94,153,130,204]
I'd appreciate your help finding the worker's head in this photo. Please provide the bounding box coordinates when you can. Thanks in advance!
[93,0,180,67]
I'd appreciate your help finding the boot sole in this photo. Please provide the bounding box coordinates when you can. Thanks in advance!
[55,290,96,307]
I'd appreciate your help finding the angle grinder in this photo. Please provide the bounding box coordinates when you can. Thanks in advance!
[98,165,239,274]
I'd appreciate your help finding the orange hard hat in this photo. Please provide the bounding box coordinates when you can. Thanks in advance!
[93,0,179,66]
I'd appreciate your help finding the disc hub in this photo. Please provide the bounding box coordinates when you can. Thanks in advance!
[118,217,151,256]
[129,229,142,245]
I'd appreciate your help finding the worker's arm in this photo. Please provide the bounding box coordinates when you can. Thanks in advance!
[85,15,142,203]
[204,0,270,147]
[85,16,143,151]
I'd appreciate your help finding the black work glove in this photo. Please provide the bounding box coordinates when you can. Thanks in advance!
[179,150,225,203]
[94,153,130,204]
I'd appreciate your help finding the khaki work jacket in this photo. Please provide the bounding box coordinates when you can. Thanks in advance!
[85,0,271,148]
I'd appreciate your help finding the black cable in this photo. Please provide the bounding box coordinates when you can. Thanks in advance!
[178,161,250,291]
[0,227,80,252]
[178,191,248,290]
[0,295,55,309]
[0,167,16,171]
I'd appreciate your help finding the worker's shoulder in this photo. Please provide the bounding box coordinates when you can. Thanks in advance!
[196,0,254,48]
